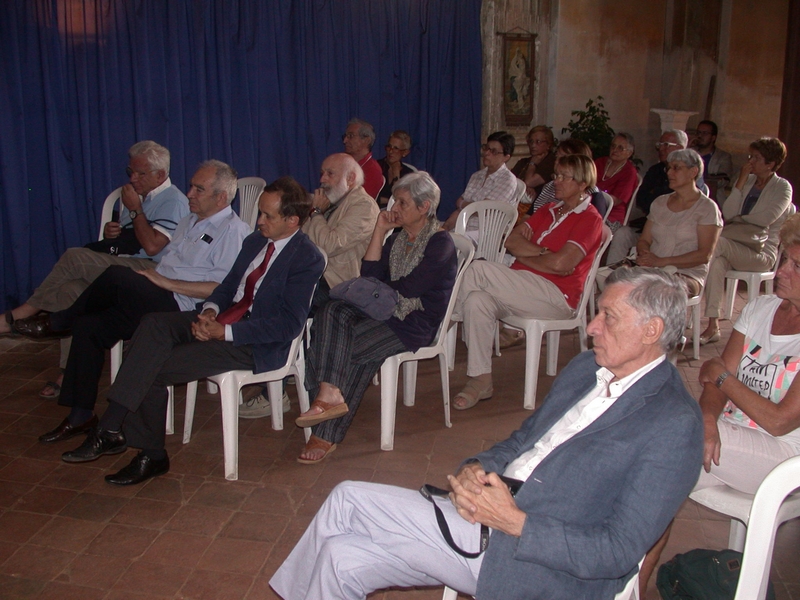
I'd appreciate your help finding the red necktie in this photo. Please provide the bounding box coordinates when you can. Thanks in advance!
[217,242,274,325]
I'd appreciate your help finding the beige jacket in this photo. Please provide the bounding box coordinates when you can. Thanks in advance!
[302,185,380,287]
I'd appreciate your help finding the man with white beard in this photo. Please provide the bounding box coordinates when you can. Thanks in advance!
[239,153,379,419]
[304,153,381,305]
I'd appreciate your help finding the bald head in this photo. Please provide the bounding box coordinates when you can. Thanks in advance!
[319,153,365,203]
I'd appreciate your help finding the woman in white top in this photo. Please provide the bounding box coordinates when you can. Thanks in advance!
[640,214,800,594]
[636,148,722,296]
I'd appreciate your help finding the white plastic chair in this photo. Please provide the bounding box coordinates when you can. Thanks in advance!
[621,175,643,227]
[724,251,781,321]
[404,162,419,173]
[514,177,527,206]
[444,202,517,369]
[685,292,701,360]
[442,556,642,599]
[182,329,311,480]
[601,191,614,222]
[378,233,474,451]
[728,455,800,600]
[689,457,800,557]
[500,225,613,409]
[98,187,122,240]
[456,200,517,262]
[236,177,267,230]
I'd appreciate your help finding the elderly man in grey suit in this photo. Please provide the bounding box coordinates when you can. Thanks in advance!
[270,267,703,600]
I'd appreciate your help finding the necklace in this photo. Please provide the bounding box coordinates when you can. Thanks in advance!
[602,159,624,181]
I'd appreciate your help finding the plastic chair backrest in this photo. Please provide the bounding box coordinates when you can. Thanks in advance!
[236,177,267,230]
[98,187,123,241]
[433,233,474,345]
[734,455,800,600]
[455,200,517,262]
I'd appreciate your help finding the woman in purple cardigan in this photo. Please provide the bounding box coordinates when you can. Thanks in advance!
[294,172,457,463]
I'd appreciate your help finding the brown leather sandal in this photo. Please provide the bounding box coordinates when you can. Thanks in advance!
[295,399,349,428]
[297,435,337,465]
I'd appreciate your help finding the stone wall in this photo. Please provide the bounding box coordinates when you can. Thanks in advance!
[483,0,790,173]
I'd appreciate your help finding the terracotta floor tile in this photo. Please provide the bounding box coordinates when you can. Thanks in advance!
[54,552,130,589]
[84,523,159,559]
[164,504,233,537]
[14,486,78,514]
[0,481,34,508]
[36,581,108,600]
[0,510,51,543]
[240,485,306,516]
[197,537,270,575]
[114,560,192,596]
[0,544,76,579]
[180,569,254,599]
[0,456,58,484]
[0,432,37,458]
[58,491,129,522]
[0,573,46,597]
[110,497,181,529]
[0,541,19,566]
[220,511,287,543]
[142,531,212,569]
[189,481,254,510]
[134,475,198,503]
[28,516,104,552]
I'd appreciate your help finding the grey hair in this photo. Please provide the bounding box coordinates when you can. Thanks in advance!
[347,118,376,149]
[605,267,688,353]
[615,132,635,153]
[129,140,170,175]
[198,159,238,204]
[392,171,441,218]
[667,148,705,181]
[663,129,689,149]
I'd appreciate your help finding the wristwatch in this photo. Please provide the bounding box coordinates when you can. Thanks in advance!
[310,207,323,218]
[715,370,731,388]
[129,209,142,220]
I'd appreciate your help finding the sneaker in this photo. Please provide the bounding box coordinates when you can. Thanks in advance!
[239,392,291,419]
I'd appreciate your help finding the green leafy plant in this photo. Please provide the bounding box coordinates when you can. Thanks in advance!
[561,96,616,160]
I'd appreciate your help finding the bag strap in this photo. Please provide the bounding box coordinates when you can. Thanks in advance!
[420,484,489,559]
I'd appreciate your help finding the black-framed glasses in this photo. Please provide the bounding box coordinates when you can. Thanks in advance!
[481,144,504,156]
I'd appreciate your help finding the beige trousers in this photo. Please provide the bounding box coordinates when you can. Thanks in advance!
[27,248,156,368]
[456,261,572,377]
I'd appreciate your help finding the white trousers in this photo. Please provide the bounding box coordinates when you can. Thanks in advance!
[456,261,572,377]
[269,481,484,600]
[694,419,797,495]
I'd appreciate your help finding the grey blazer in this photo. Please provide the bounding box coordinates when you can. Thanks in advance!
[469,351,703,600]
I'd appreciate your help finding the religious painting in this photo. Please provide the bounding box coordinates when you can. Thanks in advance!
[503,34,535,126]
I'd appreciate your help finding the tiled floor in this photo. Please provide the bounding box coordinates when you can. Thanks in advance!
[0,290,798,599]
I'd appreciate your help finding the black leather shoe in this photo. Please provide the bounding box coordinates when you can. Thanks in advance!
[105,452,169,486]
[13,313,71,339]
[39,415,98,444]
[61,427,127,463]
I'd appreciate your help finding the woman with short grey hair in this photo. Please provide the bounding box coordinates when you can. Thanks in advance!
[635,148,722,296]
[294,172,457,464]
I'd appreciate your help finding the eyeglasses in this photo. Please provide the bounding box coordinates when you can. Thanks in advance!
[747,154,764,162]
[655,142,680,149]
[481,144,505,156]
[342,132,365,141]
[665,164,688,172]
[126,167,157,178]
[385,144,407,152]
[552,173,575,182]
[528,139,550,145]
[610,144,630,152]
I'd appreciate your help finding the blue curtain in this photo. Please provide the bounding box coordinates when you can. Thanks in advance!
[0,0,483,310]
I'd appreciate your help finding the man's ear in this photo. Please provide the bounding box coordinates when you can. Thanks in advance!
[346,171,357,188]
[643,317,665,347]
[286,214,300,229]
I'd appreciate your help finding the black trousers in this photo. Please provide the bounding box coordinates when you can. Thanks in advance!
[108,311,255,450]
[55,265,179,411]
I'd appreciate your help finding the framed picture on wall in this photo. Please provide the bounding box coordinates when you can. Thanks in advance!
[503,33,535,126]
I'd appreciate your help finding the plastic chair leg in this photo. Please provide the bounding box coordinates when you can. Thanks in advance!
[438,352,452,428]
[380,358,400,451]
[266,380,284,430]
[402,361,418,406]
[545,331,560,376]
[165,386,174,435]
[183,380,198,444]
[522,328,542,410]
[218,373,241,481]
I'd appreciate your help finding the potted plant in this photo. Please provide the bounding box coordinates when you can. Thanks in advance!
[561,96,616,160]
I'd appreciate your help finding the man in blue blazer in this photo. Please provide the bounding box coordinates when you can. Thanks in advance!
[270,267,704,600]
[61,177,325,486]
